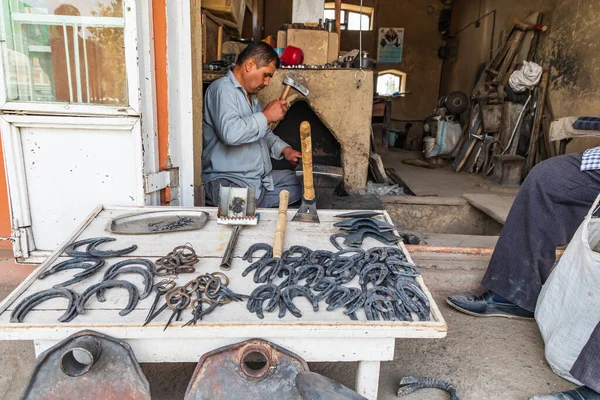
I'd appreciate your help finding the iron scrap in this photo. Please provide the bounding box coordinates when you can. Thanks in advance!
[397,376,460,400]
[21,330,151,400]
[155,244,199,275]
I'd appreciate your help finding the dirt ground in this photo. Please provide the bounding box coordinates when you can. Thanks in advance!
[0,266,575,400]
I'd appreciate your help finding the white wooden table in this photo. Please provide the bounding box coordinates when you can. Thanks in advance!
[0,205,447,399]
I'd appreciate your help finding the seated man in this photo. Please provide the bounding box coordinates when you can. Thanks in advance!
[447,150,600,399]
[202,42,303,208]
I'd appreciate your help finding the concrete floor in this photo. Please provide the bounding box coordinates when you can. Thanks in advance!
[0,251,575,400]
[381,149,520,198]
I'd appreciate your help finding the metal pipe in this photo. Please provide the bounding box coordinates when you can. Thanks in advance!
[405,245,564,259]
[220,225,242,271]
[62,23,74,103]
[60,336,103,377]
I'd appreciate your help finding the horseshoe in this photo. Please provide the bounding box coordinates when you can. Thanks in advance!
[313,277,338,302]
[38,257,105,287]
[64,237,108,257]
[103,258,156,279]
[97,266,154,302]
[242,243,273,262]
[11,287,79,323]
[86,237,137,257]
[78,280,139,316]
[293,264,325,287]
[281,285,319,318]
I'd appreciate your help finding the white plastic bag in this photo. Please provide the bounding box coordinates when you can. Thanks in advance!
[535,195,600,385]
[509,61,542,92]
[424,119,461,158]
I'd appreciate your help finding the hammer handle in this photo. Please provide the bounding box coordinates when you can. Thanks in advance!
[280,85,292,100]
[299,121,315,201]
[273,190,289,258]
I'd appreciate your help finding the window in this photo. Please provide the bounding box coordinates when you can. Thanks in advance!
[324,3,374,31]
[1,0,128,105]
[376,70,407,96]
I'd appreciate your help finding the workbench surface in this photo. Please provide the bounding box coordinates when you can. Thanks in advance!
[0,205,447,357]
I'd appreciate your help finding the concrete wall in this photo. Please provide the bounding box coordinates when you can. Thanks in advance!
[292,0,324,23]
[375,0,444,123]
[264,0,444,123]
[441,0,600,153]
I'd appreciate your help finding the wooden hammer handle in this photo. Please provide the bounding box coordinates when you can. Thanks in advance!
[299,121,315,201]
[280,85,292,100]
[273,190,289,258]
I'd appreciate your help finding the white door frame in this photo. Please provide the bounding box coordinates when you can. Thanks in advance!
[0,115,145,261]
[0,0,161,260]
[166,0,195,206]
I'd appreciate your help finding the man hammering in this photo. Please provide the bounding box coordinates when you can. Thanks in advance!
[202,42,303,208]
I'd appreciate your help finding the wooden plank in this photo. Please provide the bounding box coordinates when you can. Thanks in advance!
[369,152,389,184]
[192,0,205,205]
[385,168,416,196]
[524,70,549,176]
[0,206,447,342]
[455,137,476,172]
[463,193,516,225]
[492,29,525,85]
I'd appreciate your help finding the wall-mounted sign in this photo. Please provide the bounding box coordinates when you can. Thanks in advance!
[377,27,404,64]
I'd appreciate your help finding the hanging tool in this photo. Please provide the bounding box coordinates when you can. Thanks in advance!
[273,190,290,258]
[292,122,320,223]
[217,186,259,271]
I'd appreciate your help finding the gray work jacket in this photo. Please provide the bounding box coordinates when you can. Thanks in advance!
[202,70,289,195]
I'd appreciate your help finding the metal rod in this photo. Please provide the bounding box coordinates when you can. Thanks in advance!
[220,225,242,271]
[503,94,532,154]
[359,0,363,70]
[72,23,83,103]
[62,23,74,103]
[82,24,90,103]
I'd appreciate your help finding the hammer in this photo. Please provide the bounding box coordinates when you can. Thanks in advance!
[280,76,309,100]
[269,77,309,130]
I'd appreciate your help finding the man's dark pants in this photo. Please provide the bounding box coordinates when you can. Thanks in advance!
[481,153,600,391]
[482,153,600,312]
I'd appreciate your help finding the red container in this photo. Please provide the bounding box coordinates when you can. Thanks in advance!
[280,46,304,66]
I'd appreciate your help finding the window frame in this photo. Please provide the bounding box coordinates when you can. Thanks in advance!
[324,2,374,31]
[0,0,141,117]
[376,69,407,97]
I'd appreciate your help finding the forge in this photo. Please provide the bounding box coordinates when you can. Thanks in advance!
[257,69,373,194]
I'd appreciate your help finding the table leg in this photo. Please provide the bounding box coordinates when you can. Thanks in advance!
[355,360,381,400]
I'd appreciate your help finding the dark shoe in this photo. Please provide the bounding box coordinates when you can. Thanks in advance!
[530,386,600,400]
[446,290,534,320]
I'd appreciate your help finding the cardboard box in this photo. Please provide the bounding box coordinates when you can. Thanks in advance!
[286,28,329,65]
[277,30,287,49]
[327,32,339,63]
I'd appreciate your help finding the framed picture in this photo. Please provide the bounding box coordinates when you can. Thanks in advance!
[377,27,404,64]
